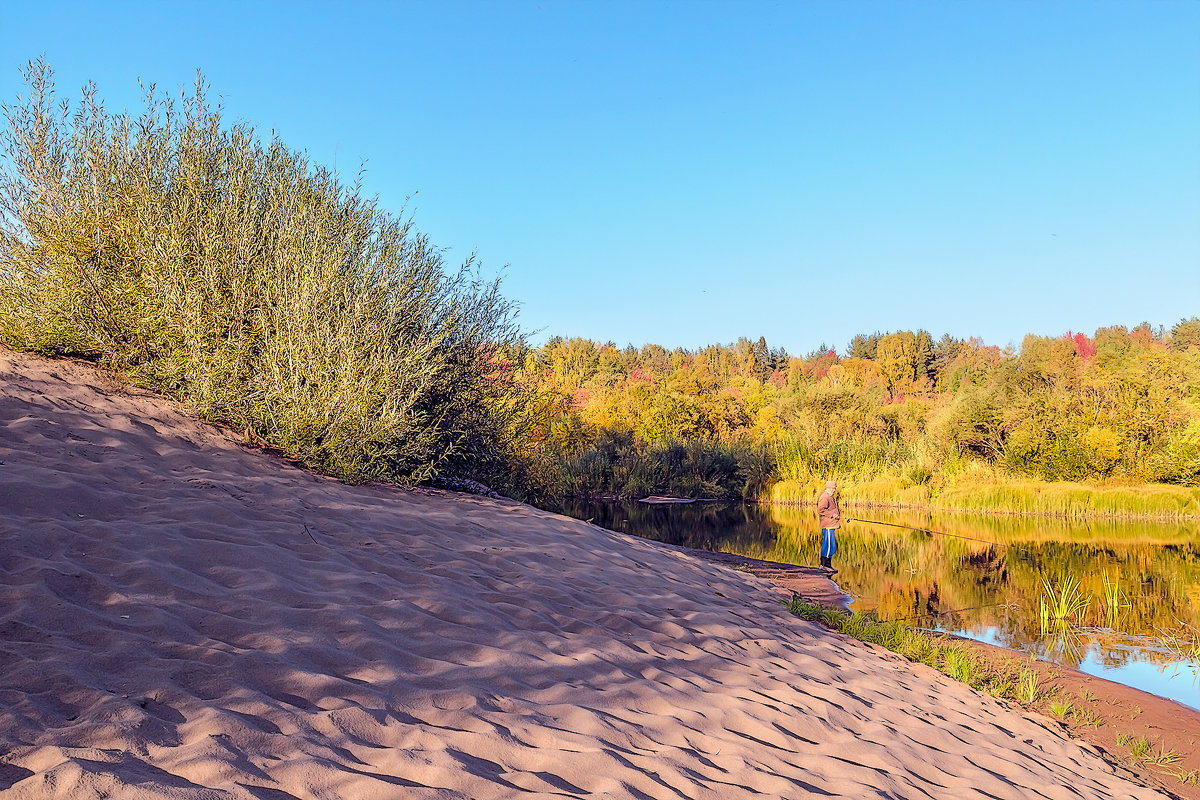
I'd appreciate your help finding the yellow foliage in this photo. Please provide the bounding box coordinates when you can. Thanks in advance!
[1083,425,1121,463]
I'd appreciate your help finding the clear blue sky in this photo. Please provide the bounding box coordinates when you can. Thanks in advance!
[3,1,1197,355]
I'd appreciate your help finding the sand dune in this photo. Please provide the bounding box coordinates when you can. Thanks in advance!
[0,347,1167,799]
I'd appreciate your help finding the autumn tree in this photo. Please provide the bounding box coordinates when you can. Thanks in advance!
[876,331,920,396]
[847,331,883,360]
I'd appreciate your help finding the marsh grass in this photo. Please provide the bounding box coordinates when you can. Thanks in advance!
[0,60,527,487]
[768,471,1200,519]
[934,480,1200,519]
[942,647,979,685]
[768,437,934,507]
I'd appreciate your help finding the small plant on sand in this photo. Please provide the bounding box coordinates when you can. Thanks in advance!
[1127,736,1152,760]
[786,595,1198,786]
[787,597,848,629]
[899,633,941,666]
[1048,698,1073,719]
[1017,667,1041,705]
[843,614,911,652]
[1142,742,1181,767]
[1169,768,1200,786]
[942,647,978,685]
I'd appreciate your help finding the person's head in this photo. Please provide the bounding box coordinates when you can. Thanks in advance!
[825,480,836,492]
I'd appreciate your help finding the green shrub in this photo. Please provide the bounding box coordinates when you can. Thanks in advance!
[0,60,525,486]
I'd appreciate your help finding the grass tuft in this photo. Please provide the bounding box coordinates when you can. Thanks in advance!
[1017,667,1041,704]
[1048,698,1073,718]
[1128,736,1152,760]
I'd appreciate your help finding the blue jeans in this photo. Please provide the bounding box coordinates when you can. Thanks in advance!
[820,528,838,559]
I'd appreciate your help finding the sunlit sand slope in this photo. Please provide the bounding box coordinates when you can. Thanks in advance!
[0,348,1166,799]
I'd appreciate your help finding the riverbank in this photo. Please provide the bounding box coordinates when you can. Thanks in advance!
[766,475,1200,520]
[0,347,1175,799]
[967,636,1200,799]
[682,548,1200,799]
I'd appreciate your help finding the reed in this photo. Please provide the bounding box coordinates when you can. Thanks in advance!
[1100,567,1132,628]
[1038,572,1092,633]
[766,476,929,507]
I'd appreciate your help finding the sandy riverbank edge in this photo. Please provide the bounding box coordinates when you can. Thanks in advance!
[685,547,1200,800]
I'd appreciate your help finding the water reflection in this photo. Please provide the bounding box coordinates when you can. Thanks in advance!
[548,499,1200,709]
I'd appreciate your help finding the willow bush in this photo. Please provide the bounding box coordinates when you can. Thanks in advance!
[0,60,524,485]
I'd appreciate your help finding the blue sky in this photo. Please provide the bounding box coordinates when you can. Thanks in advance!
[2,1,1197,355]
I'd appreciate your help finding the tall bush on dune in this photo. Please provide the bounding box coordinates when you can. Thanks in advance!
[0,60,524,485]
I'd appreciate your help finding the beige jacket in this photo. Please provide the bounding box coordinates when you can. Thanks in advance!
[817,490,840,529]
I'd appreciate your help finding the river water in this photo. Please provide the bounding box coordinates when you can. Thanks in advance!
[548,499,1200,710]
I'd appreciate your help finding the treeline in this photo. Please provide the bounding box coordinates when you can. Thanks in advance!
[506,323,1200,509]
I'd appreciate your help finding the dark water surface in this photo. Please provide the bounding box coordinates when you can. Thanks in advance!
[548,499,1200,710]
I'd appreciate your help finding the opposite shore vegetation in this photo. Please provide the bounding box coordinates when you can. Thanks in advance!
[2,62,1198,519]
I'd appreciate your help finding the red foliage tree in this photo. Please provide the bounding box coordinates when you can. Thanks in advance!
[1068,332,1097,362]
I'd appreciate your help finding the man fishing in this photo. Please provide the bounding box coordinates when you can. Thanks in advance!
[817,480,840,574]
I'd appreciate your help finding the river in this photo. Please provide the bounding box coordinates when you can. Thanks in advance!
[548,499,1200,710]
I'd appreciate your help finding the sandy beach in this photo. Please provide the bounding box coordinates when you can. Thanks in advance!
[0,346,1174,799]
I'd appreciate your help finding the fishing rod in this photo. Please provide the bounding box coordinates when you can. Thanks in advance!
[881,601,1016,624]
[844,517,1007,548]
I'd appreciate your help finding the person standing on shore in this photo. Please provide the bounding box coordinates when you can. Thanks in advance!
[817,480,840,574]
